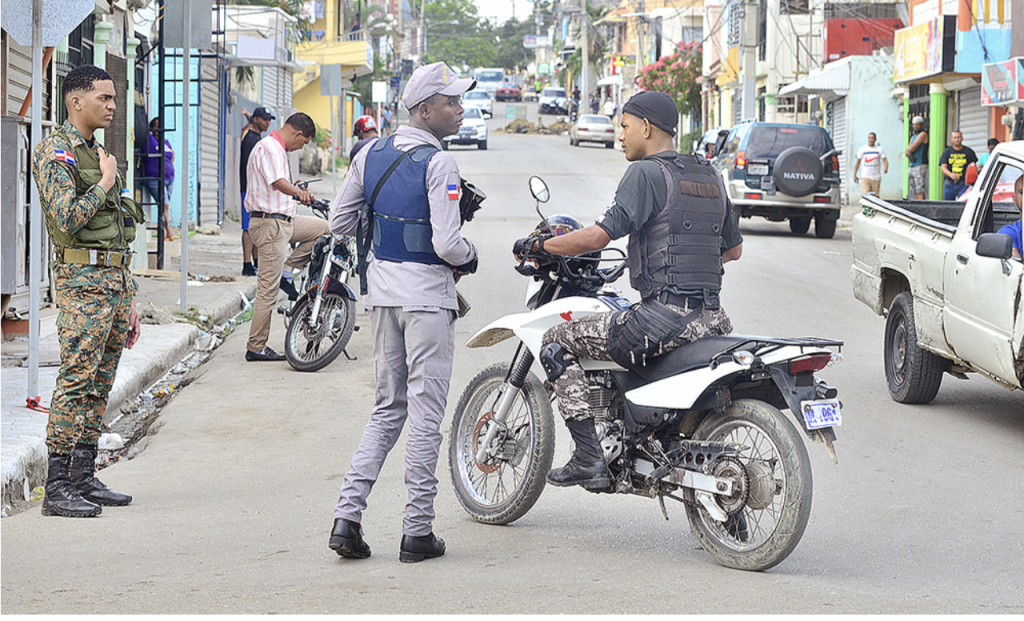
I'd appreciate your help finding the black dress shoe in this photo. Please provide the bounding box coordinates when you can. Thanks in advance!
[279,277,299,301]
[245,347,286,362]
[399,533,445,563]
[329,518,371,559]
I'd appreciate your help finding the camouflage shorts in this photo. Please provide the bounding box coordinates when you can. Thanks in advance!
[542,301,733,420]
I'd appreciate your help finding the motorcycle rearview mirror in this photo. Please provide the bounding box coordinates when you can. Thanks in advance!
[529,176,550,204]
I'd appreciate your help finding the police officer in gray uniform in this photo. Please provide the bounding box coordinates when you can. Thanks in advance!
[514,91,743,490]
[327,62,478,563]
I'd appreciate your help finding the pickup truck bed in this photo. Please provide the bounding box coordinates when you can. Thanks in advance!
[861,196,1019,232]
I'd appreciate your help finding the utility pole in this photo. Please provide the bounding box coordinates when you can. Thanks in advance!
[635,0,644,84]
[581,0,588,101]
[740,0,757,121]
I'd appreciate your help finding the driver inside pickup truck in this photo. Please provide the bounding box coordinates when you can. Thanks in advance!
[996,174,1023,260]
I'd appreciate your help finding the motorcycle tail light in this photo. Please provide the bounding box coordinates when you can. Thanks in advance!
[789,353,833,375]
[735,151,746,169]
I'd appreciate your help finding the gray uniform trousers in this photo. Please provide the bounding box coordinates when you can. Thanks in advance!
[334,306,456,536]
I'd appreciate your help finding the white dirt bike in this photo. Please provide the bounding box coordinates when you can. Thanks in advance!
[447,176,843,571]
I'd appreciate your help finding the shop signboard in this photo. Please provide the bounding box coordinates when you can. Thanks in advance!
[981,58,1024,106]
[893,16,955,83]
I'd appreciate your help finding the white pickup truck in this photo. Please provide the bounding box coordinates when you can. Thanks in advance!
[851,141,1023,403]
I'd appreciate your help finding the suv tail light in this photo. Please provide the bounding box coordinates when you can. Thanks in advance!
[831,155,839,171]
[789,353,833,375]
[735,150,746,170]
[813,196,831,203]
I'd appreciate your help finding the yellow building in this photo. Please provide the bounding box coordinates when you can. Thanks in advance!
[293,1,374,136]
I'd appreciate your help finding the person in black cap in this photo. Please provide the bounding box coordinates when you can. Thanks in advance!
[240,106,275,275]
[513,90,743,490]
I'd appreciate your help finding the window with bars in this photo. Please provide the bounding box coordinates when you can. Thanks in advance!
[781,0,810,15]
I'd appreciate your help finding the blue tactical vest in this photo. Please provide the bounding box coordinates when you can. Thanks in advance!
[362,135,443,265]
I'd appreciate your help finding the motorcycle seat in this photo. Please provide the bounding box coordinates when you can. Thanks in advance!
[611,335,752,392]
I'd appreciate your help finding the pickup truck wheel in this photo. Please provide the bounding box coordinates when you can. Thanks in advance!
[789,217,811,234]
[814,216,837,239]
[884,292,945,404]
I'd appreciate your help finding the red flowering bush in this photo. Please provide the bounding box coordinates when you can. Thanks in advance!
[636,42,702,117]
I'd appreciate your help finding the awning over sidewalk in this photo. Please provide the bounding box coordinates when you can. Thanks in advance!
[779,57,852,100]
[597,74,623,87]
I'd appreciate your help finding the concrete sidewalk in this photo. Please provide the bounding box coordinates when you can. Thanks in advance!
[1,217,261,516]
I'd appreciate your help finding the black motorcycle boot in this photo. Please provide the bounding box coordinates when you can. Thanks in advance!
[70,443,132,506]
[41,453,102,517]
[329,518,371,559]
[547,417,610,490]
[399,533,446,563]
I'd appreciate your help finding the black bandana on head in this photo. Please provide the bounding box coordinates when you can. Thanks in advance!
[621,91,678,137]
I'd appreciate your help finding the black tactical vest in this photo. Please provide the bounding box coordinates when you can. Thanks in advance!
[627,153,726,303]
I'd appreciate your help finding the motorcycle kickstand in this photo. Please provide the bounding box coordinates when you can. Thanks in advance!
[657,492,670,521]
[342,348,357,361]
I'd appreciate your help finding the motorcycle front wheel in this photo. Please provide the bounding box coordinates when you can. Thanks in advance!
[448,362,554,525]
[284,291,356,372]
[684,398,812,571]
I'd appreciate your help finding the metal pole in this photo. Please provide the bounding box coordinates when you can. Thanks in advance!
[331,94,337,197]
[180,0,191,311]
[581,0,588,105]
[27,0,43,401]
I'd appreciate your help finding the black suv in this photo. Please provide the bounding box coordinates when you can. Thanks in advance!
[711,121,842,238]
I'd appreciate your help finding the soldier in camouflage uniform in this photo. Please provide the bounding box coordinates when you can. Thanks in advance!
[32,65,144,518]
[515,91,743,490]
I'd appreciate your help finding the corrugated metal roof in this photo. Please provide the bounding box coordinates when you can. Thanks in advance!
[779,57,852,97]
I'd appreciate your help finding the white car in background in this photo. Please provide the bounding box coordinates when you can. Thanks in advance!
[462,90,493,118]
[443,107,488,150]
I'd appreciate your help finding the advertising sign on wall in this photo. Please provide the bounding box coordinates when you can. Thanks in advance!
[981,58,1024,106]
[893,16,955,82]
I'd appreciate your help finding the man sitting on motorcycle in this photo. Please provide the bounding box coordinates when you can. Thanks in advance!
[514,91,743,490]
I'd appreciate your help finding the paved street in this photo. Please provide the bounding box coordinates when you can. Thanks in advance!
[2,106,1022,613]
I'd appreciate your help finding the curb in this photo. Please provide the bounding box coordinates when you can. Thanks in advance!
[1,283,257,515]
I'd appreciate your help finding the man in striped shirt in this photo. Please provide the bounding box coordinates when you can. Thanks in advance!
[244,112,328,362]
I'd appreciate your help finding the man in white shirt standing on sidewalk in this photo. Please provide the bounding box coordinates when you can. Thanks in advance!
[853,132,889,196]
[245,112,328,362]
[327,62,478,563]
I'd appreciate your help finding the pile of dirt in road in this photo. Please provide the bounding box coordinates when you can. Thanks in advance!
[499,119,538,134]
[542,121,571,134]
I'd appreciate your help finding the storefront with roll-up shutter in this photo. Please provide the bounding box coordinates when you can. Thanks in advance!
[956,85,989,156]
[830,97,849,205]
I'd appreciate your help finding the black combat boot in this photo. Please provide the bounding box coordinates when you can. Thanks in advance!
[547,417,610,490]
[70,443,132,506]
[399,533,446,563]
[41,453,102,517]
[329,518,371,559]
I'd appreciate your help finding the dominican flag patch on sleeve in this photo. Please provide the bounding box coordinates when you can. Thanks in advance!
[54,149,76,166]
[447,183,460,201]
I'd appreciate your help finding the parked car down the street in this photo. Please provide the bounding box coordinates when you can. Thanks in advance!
[443,107,488,150]
[538,87,569,115]
[712,121,842,238]
[569,115,616,148]
[462,90,493,118]
[496,82,522,102]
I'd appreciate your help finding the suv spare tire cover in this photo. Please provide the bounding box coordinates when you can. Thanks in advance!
[773,146,823,197]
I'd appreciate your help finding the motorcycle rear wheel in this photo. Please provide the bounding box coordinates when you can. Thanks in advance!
[448,363,554,524]
[684,398,812,571]
[284,291,355,372]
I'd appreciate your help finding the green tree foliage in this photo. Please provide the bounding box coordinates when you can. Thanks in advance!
[635,42,702,118]
[423,0,496,68]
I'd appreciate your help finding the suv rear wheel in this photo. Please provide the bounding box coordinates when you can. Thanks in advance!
[814,215,837,239]
[789,217,811,235]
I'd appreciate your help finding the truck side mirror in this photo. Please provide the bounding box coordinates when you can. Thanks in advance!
[976,233,1013,260]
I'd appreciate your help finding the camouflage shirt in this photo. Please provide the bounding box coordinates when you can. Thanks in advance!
[32,121,137,294]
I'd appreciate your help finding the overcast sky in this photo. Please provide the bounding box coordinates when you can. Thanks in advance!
[473,0,524,25]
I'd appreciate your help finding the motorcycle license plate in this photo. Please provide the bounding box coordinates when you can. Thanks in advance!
[748,163,769,176]
[800,398,842,429]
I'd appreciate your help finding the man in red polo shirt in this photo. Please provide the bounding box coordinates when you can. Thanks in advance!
[244,112,328,361]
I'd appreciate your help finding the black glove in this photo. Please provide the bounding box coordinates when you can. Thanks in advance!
[452,258,478,274]
[513,237,535,260]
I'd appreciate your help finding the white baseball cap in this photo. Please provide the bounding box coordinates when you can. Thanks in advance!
[402,62,476,110]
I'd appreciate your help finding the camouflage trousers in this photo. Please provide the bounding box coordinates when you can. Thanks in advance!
[48,285,133,454]
[541,300,733,421]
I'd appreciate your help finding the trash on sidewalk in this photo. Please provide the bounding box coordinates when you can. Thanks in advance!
[98,433,125,451]
[194,333,222,352]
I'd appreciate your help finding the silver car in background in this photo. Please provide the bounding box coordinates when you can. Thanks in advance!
[462,90,493,118]
[569,115,616,148]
